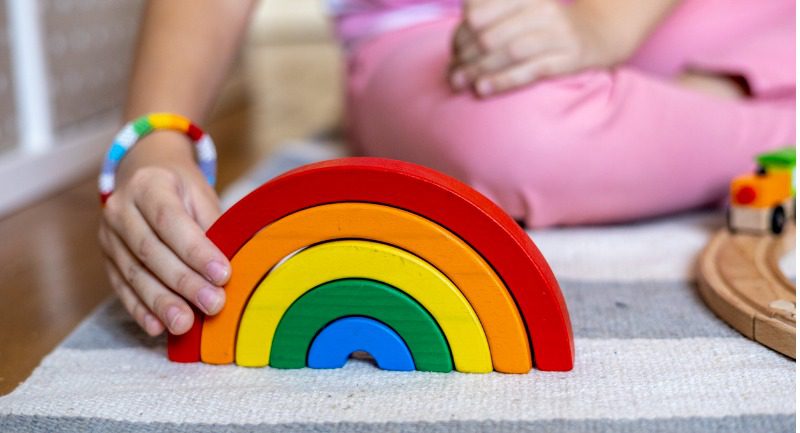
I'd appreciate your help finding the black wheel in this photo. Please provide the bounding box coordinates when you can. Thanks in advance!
[770,206,786,235]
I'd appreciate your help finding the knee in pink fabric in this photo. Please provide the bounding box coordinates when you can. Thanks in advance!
[348,17,795,227]
[350,26,632,226]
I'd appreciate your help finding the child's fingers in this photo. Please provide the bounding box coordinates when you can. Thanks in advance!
[132,176,230,286]
[108,206,226,316]
[452,23,471,56]
[506,31,560,63]
[453,1,561,90]
[452,49,513,88]
[104,260,164,336]
[456,39,483,66]
[462,31,557,81]
[452,23,482,63]
[474,7,550,52]
[101,224,195,335]
[474,54,569,96]
[450,25,483,90]
[188,184,223,231]
[464,0,525,30]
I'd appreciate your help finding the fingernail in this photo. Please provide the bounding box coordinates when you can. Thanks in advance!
[206,261,229,285]
[476,79,493,96]
[143,313,161,335]
[451,71,467,89]
[166,306,188,332]
[198,286,225,315]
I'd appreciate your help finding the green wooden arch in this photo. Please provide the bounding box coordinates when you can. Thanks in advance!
[269,278,453,372]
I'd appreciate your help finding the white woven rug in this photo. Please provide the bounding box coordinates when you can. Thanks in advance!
[1,141,795,432]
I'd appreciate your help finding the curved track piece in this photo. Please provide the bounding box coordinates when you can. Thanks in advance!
[270,279,452,372]
[697,224,796,358]
[307,317,416,371]
[170,157,572,371]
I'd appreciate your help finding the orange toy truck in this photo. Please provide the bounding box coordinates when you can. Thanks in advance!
[727,147,796,235]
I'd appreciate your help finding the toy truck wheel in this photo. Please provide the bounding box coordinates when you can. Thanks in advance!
[770,206,785,235]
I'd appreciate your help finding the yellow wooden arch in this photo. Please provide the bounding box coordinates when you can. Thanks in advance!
[235,240,492,373]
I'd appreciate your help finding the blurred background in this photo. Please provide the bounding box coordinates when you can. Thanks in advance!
[0,0,342,216]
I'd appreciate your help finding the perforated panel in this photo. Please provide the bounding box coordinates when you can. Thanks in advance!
[0,2,17,152]
[42,0,144,132]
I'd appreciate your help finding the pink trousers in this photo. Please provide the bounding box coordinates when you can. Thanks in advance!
[345,0,795,228]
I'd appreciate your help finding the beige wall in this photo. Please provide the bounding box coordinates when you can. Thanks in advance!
[243,0,344,156]
[250,0,332,44]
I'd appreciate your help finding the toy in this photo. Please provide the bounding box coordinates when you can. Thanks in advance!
[270,279,451,371]
[697,224,795,358]
[198,202,528,372]
[727,147,795,234]
[698,147,796,359]
[235,240,491,372]
[167,157,574,373]
[307,317,416,371]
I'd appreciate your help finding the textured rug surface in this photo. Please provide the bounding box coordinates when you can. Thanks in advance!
[1,141,795,432]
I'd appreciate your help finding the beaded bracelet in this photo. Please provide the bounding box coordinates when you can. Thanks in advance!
[98,113,217,204]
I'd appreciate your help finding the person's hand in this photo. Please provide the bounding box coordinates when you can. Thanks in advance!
[98,133,230,337]
[449,0,625,96]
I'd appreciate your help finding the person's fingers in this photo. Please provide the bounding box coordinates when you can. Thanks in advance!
[474,54,571,96]
[451,23,484,90]
[463,29,558,81]
[456,39,483,65]
[188,184,223,231]
[130,171,230,286]
[464,0,526,30]
[452,22,471,56]
[108,205,226,316]
[453,2,560,90]
[100,223,195,334]
[451,43,485,89]
[453,48,515,87]
[104,260,164,336]
[506,31,561,63]
[452,21,483,62]
[475,8,550,52]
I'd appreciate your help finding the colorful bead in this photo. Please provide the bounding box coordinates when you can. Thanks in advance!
[98,113,217,204]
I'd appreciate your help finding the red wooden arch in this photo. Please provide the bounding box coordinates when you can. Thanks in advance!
[168,157,574,371]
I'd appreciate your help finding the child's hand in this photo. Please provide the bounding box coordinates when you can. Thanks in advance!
[449,0,624,96]
[98,133,230,337]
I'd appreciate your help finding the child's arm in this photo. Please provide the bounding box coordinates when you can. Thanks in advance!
[449,0,680,96]
[99,0,256,336]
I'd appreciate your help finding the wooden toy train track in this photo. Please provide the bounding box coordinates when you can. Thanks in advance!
[697,224,796,358]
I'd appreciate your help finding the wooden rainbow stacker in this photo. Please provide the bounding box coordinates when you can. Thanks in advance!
[168,158,574,374]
